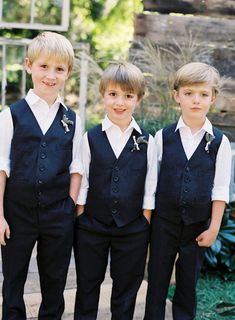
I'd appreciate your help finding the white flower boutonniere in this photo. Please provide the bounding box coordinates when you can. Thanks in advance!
[131,135,148,152]
[205,132,215,153]
[61,114,74,133]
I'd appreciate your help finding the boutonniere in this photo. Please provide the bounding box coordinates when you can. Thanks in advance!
[61,114,74,133]
[131,135,148,152]
[205,132,214,153]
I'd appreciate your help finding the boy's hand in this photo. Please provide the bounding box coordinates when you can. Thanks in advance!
[196,228,219,247]
[76,204,84,217]
[143,209,152,224]
[0,216,10,246]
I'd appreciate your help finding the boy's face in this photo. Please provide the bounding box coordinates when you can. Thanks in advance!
[173,83,216,124]
[25,54,69,106]
[102,84,141,130]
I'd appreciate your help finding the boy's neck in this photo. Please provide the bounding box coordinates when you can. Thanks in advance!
[32,89,58,107]
[107,116,132,132]
[182,116,206,134]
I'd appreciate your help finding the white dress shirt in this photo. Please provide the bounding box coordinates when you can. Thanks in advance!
[0,89,83,177]
[77,115,158,209]
[155,116,232,203]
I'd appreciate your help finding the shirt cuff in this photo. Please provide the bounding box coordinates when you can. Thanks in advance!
[69,160,84,175]
[77,189,88,205]
[0,158,10,177]
[142,195,155,210]
[211,186,230,203]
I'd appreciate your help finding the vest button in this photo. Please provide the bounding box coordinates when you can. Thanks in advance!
[39,166,46,172]
[183,188,188,193]
[41,142,47,147]
[112,186,119,193]
[113,198,119,204]
[37,191,42,196]
[185,166,190,172]
[38,180,43,185]
[114,166,119,171]
[112,208,117,214]
[113,176,119,182]
[184,177,190,183]
[182,208,186,214]
[40,153,46,159]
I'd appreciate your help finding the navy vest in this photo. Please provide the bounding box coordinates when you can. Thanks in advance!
[5,99,76,207]
[85,124,149,227]
[155,123,223,225]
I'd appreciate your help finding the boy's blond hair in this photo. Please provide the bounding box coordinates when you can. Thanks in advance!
[27,31,74,72]
[99,61,145,99]
[173,62,220,96]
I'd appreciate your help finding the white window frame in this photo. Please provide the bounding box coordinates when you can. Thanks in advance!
[0,0,70,31]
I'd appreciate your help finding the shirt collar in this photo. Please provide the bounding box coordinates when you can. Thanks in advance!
[175,116,214,136]
[25,89,68,111]
[102,115,142,134]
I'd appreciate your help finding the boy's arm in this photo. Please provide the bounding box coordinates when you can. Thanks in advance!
[76,133,91,216]
[0,171,10,246]
[142,134,158,222]
[196,200,225,247]
[196,134,231,247]
[69,173,82,205]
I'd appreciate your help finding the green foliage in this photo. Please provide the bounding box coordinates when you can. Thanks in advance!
[168,271,235,319]
[70,0,143,61]
[204,209,235,273]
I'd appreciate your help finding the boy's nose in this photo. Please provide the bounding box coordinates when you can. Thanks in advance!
[116,96,125,106]
[193,94,200,103]
[46,69,56,79]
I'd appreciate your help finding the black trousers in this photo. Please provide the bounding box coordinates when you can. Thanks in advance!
[144,215,208,320]
[74,214,150,320]
[1,196,75,320]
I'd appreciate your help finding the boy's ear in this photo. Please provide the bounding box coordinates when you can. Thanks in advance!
[25,58,32,74]
[173,89,180,104]
[211,94,217,104]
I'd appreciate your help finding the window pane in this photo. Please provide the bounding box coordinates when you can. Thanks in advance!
[3,0,31,23]
[34,0,62,25]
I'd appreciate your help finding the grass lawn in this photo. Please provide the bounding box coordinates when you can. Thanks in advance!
[168,270,235,320]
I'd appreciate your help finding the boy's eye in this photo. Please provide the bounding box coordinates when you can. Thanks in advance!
[57,67,65,72]
[40,64,47,69]
[202,93,209,97]
[126,94,134,99]
[184,92,191,96]
[109,92,116,96]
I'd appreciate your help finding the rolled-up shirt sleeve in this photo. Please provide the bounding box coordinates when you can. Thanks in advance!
[212,135,232,203]
[69,114,84,175]
[0,108,13,177]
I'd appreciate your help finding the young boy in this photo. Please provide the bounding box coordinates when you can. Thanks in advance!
[0,32,83,319]
[144,62,232,320]
[74,61,157,319]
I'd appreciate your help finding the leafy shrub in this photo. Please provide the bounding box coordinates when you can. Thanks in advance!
[204,209,235,272]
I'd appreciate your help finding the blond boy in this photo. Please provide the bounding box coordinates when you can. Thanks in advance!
[0,32,82,319]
